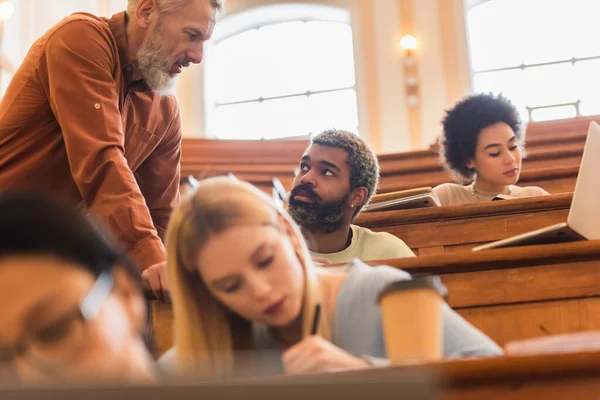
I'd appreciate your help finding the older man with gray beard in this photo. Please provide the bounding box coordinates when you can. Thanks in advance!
[0,0,222,300]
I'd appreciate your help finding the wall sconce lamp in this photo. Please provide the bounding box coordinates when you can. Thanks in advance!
[400,34,419,107]
[0,0,14,21]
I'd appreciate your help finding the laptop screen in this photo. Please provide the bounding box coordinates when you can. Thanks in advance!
[567,121,600,240]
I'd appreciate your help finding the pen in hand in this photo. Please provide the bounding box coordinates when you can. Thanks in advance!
[310,304,321,335]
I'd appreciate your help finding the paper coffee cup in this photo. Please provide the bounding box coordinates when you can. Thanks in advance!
[377,276,448,364]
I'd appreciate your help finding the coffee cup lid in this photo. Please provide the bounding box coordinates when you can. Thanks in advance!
[377,276,448,303]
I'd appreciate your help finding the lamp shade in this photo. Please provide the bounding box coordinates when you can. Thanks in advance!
[400,35,417,51]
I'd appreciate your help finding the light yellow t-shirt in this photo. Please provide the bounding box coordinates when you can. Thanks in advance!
[309,225,415,264]
[432,183,549,207]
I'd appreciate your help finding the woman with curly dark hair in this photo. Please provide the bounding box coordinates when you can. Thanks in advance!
[433,93,548,206]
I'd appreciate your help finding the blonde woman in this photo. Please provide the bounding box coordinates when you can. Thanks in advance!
[159,177,502,380]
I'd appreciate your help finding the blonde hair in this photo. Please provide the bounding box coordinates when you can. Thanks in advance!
[166,176,329,380]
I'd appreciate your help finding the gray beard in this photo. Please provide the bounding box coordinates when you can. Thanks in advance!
[136,23,177,96]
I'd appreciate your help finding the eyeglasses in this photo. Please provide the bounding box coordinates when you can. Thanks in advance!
[0,272,114,374]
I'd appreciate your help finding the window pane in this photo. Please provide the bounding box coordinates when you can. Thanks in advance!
[580,100,600,117]
[523,63,576,107]
[469,0,600,122]
[304,21,355,92]
[473,69,529,120]
[571,0,600,58]
[257,22,311,98]
[467,0,600,71]
[206,11,359,140]
[575,59,600,116]
[520,0,577,64]
[210,89,358,140]
[306,89,358,134]
[212,29,262,103]
[258,96,311,139]
[466,0,525,71]
[531,105,577,122]
[211,102,261,140]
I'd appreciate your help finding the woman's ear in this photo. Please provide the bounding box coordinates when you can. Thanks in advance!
[466,159,475,170]
[112,268,147,336]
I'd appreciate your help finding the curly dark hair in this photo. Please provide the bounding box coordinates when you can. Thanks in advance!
[439,93,524,181]
[310,129,379,216]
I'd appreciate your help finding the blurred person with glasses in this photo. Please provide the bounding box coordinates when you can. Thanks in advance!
[0,191,155,384]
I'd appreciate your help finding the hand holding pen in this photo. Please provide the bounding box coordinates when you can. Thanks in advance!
[281,304,369,375]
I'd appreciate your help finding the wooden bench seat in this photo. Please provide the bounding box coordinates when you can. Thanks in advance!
[182,159,580,196]
[181,141,583,189]
[378,131,586,172]
[181,131,585,180]
[377,165,578,194]
[525,114,599,138]
[179,117,595,196]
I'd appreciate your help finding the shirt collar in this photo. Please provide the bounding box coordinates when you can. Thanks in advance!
[108,11,145,84]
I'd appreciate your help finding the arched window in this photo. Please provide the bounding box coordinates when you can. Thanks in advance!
[203,4,359,140]
[466,0,600,122]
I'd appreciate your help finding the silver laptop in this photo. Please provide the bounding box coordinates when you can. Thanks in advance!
[472,121,600,252]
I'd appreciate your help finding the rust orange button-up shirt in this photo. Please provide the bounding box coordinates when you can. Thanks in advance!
[0,12,181,273]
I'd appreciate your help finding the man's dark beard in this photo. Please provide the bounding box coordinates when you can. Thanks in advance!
[287,183,350,234]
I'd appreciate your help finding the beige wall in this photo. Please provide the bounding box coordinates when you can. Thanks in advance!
[1,0,472,153]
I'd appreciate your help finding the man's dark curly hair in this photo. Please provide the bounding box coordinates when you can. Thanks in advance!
[439,93,524,181]
[310,129,379,216]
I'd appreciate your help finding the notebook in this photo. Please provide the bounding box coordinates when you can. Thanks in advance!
[364,187,440,212]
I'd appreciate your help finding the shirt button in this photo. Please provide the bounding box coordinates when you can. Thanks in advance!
[94,103,101,109]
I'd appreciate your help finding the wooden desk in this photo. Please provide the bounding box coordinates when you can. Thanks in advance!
[442,350,600,399]
[356,193,572,254]
[5,351,600,399]
[370,241,600,347]
[242,350,600,400]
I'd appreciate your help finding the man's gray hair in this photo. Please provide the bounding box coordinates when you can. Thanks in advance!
[127,0,223,17]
